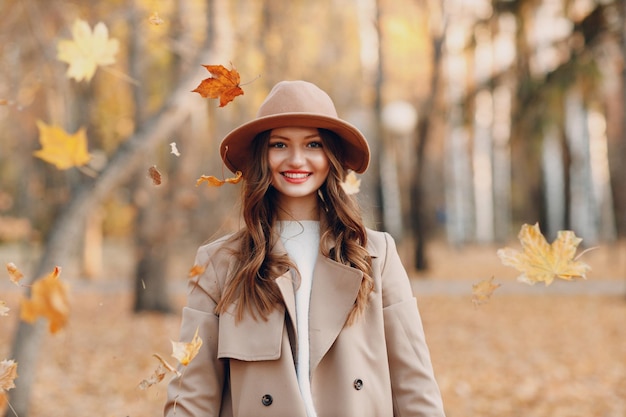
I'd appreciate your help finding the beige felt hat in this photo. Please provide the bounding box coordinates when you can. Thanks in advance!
[220,80,370,175]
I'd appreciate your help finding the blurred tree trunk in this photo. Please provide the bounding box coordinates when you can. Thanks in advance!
[129,0,170,313]
[615,0,626,237]
[410,0,445,269]
[564,87,598,245]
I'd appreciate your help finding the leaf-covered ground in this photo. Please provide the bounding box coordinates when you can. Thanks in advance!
[1,241,625,417]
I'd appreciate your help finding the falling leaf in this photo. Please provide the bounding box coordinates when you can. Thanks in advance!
[0,302,9,316]
[20,266,70,334]
[6,263,24,286]
[138,354,179,390]
[33,120,91,170]
[192,64,244,107]
[497,223,591,286]
[340,171,361,195]
[57,19,119,82]
[0,99,9,106]
[170,142,181,157]
[0,360,17,393]
[196,171,242,187]
[148,11,164,26]
[148,165,162,185]
[471,277,501,306]
[188,264,206,278]
[171,327,202,366]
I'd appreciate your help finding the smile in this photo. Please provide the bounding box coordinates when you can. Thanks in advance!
[282,172,311,179]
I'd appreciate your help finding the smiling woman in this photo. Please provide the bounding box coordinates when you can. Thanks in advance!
[164,80,446,417]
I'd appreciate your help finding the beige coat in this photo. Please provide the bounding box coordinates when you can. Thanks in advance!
[164,229,445,417]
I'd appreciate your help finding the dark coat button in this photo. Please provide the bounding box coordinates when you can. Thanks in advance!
[353,378,364,390]
[261,394,273,406]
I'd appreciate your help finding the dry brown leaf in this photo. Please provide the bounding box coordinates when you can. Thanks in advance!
[192,64,244,107]
[0,360,17,393]
[172,327,202,366]
[497,223,591,286]
[196,171,242,187]
[138,353,179,390]
[20,266,70,334]
[471,277,501,306]
[340,170,361,195]
[148,165,162,185]
[6,262,24,286]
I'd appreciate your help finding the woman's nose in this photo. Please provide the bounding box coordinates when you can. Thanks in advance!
[287,147,305,165]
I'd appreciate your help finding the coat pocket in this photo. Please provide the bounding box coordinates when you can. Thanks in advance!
[217,304,285,361]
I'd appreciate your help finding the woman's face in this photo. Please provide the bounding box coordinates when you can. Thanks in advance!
[267,126,330,207]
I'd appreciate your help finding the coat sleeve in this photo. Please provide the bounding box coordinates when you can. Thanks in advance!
[164,245,227,417]
[379,232,446,417]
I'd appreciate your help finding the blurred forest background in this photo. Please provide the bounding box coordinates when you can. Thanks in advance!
[1,0,626,416]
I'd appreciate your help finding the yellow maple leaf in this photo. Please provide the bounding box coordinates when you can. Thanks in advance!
[33,120,91,170]
[497,223,591,286]
[57,19,119,82]
[471,277,501,306]
[340,170,361,195]
[0,359,17,393]
[20,266,70,334]
[171,327,202,366]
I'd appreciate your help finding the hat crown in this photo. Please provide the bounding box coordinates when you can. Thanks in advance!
[257,81,339,119]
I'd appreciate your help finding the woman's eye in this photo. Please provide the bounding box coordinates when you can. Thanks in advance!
[269,142,286,148]
[307,142,323,148]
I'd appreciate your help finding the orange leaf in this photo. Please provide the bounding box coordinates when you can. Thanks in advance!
[0,359,17,393]
[171,327,202,366]
[497,223,591,286]
[471,277,501,306]
[188,264,206,278]
[196,171,242,187]
[33,120,91,170]
[192,64,244,107]
[20,266,70,334]
[6,262,24,286]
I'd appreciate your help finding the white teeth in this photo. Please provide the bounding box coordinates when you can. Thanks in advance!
[283,172,309,179]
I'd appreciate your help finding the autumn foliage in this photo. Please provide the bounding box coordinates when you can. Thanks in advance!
[192,64,244,107]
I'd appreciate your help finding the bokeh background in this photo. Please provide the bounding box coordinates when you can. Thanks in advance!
[1,0,625,416]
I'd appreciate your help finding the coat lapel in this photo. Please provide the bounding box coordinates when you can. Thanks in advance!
[308,256,363,372]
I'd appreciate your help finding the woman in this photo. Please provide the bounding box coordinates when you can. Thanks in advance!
[164,80,445,417]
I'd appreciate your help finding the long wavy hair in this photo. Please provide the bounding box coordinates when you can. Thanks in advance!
[215,129,374,325]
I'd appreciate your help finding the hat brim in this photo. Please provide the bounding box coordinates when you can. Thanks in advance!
[220,113,370,175]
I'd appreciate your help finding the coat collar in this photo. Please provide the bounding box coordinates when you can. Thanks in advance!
[217,229,378,368]
[274,233,378,371]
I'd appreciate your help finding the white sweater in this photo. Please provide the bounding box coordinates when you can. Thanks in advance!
[278,220,320,417]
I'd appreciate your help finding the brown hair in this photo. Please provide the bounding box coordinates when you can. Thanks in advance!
[215,129,373,324]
